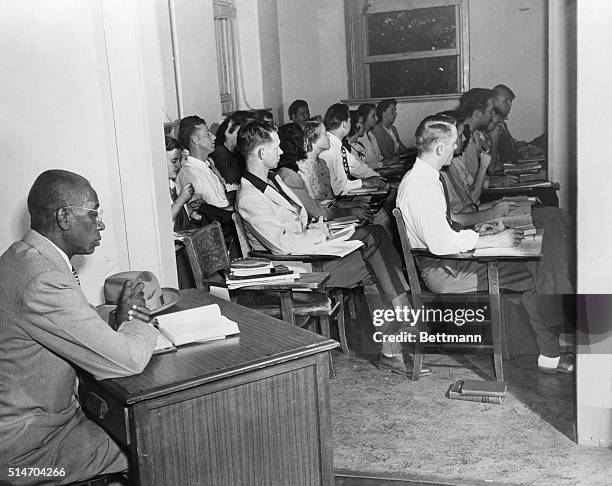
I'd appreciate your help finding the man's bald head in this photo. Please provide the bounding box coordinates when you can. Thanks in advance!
[27,170,94,232]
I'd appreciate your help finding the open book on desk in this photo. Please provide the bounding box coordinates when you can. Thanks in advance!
[473,229,543,257]
[153,304,239,353]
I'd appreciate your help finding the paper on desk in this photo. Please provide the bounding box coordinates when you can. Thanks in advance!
[473,230,544,257]
[155,304,239,346]
[297,239,363,258]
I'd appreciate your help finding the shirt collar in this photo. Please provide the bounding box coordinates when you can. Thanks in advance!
[243,171,270,193]
[413,157,441,182]
[328,132,342,147]
[36,231,72,272]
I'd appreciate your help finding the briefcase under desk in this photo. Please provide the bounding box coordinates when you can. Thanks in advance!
[79,289,338,486]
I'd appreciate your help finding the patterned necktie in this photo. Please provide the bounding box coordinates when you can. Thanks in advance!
[439,174,463,233]
[71,267,81,286]
[340,145,351,177]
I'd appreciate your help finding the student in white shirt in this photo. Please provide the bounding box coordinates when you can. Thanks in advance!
[396,114,573,374]
[320,103,386,196]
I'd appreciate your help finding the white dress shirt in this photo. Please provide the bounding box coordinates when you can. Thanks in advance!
[319,133,363,196]
[396,158,479,255]
[175,155,230,209]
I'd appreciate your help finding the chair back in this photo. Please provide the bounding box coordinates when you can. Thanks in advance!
[182,222,231,290]
[231,212,251,258]
[392,207,424,297]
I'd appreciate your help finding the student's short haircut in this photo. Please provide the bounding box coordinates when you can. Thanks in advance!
[165,136,180,152]
[375,98,397,122]
[250,109,274,123]
[178,115,207,150]
[323,103,349,131]
[303,118,325,151]
[414,114,456,156]
[214,111,252,147]
[288,99,309,119]
[458,88,496,118]
[236,120,277,159]
[357,103,376,122]
[493,84,516,100]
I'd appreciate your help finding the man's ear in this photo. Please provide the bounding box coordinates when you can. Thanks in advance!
[257,145,265,160]
[56,207,72,231]
[434,142,444,157]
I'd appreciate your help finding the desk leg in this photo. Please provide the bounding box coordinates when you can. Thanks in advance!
[487,261,504,382]
[279,290,297,326]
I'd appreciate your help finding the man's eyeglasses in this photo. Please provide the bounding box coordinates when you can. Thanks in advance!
[64,206,104,224]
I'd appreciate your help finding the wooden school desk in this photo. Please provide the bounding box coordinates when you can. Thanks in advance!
[79,289,338,486]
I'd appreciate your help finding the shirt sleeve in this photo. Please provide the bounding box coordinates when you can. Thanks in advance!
[177,164,229,209]
[320,149,363,195]
[21,269,159,380]
[401,179,479,255]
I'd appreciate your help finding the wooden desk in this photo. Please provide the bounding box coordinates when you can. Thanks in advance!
[79,289,338,485]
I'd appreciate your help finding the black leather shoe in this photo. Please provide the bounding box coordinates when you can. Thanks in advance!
[537,354,574,374]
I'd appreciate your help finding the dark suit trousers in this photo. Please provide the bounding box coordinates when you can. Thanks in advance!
[324,224,408,304]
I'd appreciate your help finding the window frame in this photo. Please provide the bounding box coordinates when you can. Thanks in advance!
[345,0,470,102]
[213,0,239,115]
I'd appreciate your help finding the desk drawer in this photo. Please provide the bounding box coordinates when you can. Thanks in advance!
[78,375,130,447]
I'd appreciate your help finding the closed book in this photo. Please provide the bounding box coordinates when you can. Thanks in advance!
[459,379,507,397]
[230,257,271,269]
[227,265,293,280]
[448,390,505,405]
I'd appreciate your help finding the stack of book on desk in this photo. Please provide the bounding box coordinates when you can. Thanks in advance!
[226,258,299,289]
[447,379,507,405]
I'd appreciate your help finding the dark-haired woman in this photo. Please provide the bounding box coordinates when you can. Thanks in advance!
[372,99,409,159]
[210,111,251,197]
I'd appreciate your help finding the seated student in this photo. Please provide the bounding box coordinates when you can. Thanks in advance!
[396,114,574,374]
[299,118,371,215]
[436,111,513,227]
[277,122,372,221]
[0,170,158,484]
[276,122,327,219]
[211,110,251,188]
[457,88,496,181]
[356,103,385,168]
[372,98,410,159]
[236,120,429,376]
[347,109,366,164]
[288,99,310,128]
[176,115,238,253]
[486,84,520,172]
[166,136,196,289]
[166,136,193,232]
[320,103,386,196]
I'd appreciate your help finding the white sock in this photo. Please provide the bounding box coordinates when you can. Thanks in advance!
[538,355,560,368]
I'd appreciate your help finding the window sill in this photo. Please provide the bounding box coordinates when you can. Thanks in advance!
[342,93,462,105]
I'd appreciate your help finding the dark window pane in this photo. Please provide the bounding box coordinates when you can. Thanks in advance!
[367,6,456,56]
[369,56,458,98]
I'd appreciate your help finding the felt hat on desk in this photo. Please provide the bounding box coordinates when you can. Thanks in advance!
[103,271,179,314]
